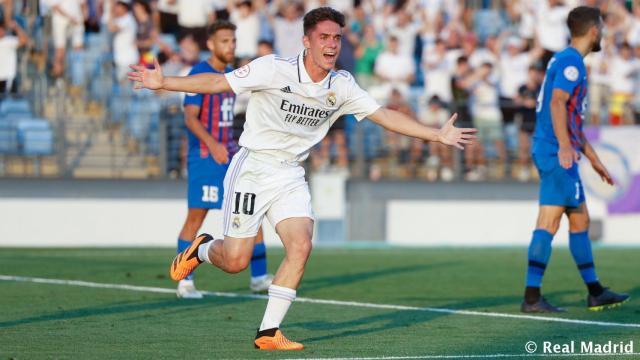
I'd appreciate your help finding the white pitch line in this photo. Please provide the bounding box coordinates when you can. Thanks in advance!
[284,354,640,360]
[1,275,638,329]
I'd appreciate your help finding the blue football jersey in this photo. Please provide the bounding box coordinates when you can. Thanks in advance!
[184,61,238,161]
[533,47,588,155]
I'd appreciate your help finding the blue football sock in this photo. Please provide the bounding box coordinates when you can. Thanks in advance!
[526,229,554,288]
[178,238,194,281]
[569,231,599,284]
[250,243,267,278]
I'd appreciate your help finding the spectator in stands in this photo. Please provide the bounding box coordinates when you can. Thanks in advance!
[84,0,101,32]
[51,0,87,77]
[270,0,303,57]
[385,9,420,57]
[0,0,13,25]
[108,0,139,81]
[585,39,612,125]
[417,96,455,182]
[374,35,415,99]
[133,0,157,67]
[177,0,213,50]
[154,0,179,35]
[514,65,543,182]
[626,3,640,47]
[498,36,541,122]
[464,62,505,181]
[256,39,273,57]
[229,0,260,59]
[0,20,27,95]
[354,24,383,90]
[609,42,639,125]
[535,0,570,66]
[383,88,416,176]
[423,38,453,104]
[451,55,472,128]
[161,34,200,78]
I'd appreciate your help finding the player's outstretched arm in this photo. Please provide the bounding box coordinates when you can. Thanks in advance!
[368,107,477,150]
[127,59,233,94]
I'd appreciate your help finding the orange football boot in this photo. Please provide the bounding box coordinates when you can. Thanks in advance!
[169,233,213,281]
[254,328,304,350]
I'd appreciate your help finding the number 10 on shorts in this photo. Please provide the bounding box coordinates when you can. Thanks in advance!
[232,192,256,215]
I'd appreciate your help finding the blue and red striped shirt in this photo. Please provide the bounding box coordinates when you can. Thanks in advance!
[533,47,587,155]
[184,61,238,161]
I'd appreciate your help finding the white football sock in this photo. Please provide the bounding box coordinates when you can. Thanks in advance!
[259,285,296,331]
[197,241,214,264]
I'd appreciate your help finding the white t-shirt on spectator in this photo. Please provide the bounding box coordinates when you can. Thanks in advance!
[627,17,640,47]
[231,10,260,59]
[52,0,84,21]
[386,18,421,57]
[374,51,416,84]
[223,52,380,162]
[469,48,496,68]
[609,56,640,94]
[498,52,530,99]
[210,0,226,11]
[0,35,19,81]
[113,13,139,67]
[273,17,304,58]
[536,3,570,52]
[584,51,609,86]
[177,0,212,28]
[471,80,502,121]
[157,0,179,14]
[423,48,453,103]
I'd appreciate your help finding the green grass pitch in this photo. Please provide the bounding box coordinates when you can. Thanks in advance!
[0,247,638,359]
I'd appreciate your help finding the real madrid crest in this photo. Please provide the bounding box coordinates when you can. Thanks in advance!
[232,216,241,229]
[326,92,337,107]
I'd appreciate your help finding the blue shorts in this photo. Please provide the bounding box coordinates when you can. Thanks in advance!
[533,152,585,208]
[187,156,229,209]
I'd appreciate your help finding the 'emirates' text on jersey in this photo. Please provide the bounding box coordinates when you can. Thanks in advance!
[224,50,381,162]
[184,61,238,160]
[533,47,588,154]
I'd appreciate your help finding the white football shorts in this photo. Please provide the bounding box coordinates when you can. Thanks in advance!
[222,147,314,238]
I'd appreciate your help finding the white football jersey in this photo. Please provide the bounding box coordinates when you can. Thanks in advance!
[224,50,381,162]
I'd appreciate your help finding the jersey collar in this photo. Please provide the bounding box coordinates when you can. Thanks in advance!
[297,49,336,89]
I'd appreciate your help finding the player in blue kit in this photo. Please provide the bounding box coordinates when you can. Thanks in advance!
[522,6,629,312]
[176,20,272,298]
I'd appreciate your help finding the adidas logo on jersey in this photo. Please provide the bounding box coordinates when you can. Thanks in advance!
[280,86,292,93]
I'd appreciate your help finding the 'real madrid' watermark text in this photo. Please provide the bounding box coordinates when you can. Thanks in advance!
[525,340,635,355]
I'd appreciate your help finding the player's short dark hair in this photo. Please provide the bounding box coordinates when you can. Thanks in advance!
[207,20,236,37]
[303,7,345,36]
[567,6,601,37]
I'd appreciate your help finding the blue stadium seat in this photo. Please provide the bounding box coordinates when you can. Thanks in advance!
[16,118,54,156]
[0,121,19,154]
[0,98,31,117]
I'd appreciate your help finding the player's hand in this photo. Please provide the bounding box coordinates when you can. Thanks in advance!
[128,58,164,90]
[209,141,229,165]
[558,145,579,169]
[591,159,614,185]
[437,113,477,150]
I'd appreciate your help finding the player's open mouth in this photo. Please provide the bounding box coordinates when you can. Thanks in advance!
[323,52,336,61]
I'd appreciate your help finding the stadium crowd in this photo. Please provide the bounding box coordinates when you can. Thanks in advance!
[1,0,640,181]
